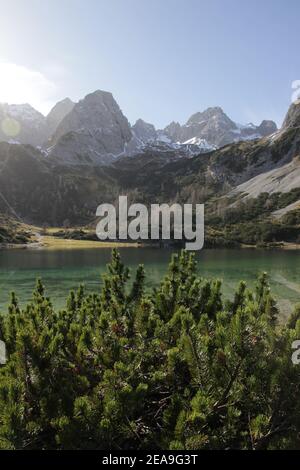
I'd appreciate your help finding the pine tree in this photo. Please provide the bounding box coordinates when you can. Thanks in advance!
[0,250,299,449]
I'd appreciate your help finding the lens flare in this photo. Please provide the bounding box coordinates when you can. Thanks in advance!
[1,117,21,137]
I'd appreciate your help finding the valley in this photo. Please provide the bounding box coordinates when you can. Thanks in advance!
[0,91,299,249]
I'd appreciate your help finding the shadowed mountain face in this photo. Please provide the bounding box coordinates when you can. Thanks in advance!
[46,98,75,137]
[0,141,119,225]
[0,101,298,228]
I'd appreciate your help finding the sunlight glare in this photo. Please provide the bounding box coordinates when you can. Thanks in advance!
[0,62,57,114]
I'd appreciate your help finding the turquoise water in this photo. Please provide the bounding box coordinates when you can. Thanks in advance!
[0,248,299,318]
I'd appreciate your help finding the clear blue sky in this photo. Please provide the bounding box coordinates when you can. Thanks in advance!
[0,0,299,127]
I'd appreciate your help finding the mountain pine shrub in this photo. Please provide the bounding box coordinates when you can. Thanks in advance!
[0,249,299,450]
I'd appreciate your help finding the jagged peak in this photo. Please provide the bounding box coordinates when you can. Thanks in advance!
[257,119,277,136]
[133,118,156,132]
[186,106,229,125]
[164,120,181,130]
[134,118,155,127]
[47,98,74,115]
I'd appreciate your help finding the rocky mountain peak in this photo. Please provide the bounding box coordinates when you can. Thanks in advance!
[163,107,237,146]
[46,98,75,136]
[48,90,133,165]
[132,119,157,144]
[0,102,48,146]
[282,100,300,130]
[162,106,278,148]
[257,120,277,136]
[53,89,131,138]
[187,106,229,125]
[163,121,181,139]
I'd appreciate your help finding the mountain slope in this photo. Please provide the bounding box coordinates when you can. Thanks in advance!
[229,101,300,200]
[0,141,120,225]
[231,156,300,199]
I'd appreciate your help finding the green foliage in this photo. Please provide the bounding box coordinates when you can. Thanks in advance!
[205,189,300,247]
[0,249,299,450]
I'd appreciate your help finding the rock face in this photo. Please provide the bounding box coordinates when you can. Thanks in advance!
[231,156,300,199]
[132,119,157,144]
[48,90,133,165]
[0,103,48,146]
[163,107,277,147]
[228,101,300,200]
[257,120,278,137]
[46,98,75,137]
[282,99,300,130]
[183,107,237,145]
[163,121,182,141]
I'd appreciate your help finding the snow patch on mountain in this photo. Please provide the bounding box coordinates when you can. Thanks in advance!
[182,136,217,150]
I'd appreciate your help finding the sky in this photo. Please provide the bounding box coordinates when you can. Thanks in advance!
[0,0,299,128]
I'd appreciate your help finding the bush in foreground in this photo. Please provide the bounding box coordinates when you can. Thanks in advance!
[0,249,300,450]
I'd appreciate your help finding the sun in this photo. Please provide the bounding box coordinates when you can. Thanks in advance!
[0,62,56,114]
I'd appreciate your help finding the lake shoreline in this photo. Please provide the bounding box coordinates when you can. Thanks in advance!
[0,237,143,251]
[1,237,300,251]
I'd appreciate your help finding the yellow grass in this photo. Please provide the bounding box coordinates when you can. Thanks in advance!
[39,235,140,250]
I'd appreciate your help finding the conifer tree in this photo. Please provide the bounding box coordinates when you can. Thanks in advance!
[0,250,299,449]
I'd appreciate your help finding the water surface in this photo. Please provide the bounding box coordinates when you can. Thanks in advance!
[0,248,299,318]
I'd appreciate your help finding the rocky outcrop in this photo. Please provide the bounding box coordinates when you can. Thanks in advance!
[257,120,278,137]
[132,119,157,144]
[231,156,300,199]
[46,98,75,137]
[282,99,300,130]
[48,90,133,165]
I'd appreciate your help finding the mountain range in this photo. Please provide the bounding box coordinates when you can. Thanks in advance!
[0,90,277,165]
[0,90,299,247]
